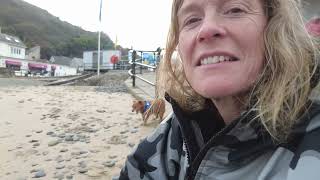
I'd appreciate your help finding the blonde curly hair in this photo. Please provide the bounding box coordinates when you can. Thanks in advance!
[156,0,319,142]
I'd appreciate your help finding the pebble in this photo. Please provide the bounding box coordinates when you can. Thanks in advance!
[90,149,100,153]
[112,176,121,180]
[96,109,106,113]
[81,122,88,126]
[78,161,87,168]
[72,135,80,141]
[48,140,60,146]
[130,129,138,134]
[71,152,81,156]
[103,160,116,168]
[56,164,65,169]
[66,175,73,179]
[56,157,64,163]
[29,140,39,143]
[30,169,40,173]
[108,135,126,145]
[46,131,54,136]
[128,142,135,147]
[120,130,129,134]
[87,169,102,177]
[58,133,66,138]
[33,170,46,178]
[53,172,64,179]
[108,155,118,159]
[78,168,88,174]
[85,128,98,133]
[65,135,73,141]
[60,149,68,153]
[104,125,112,129]
[79,150,88,155]
[35,130,43,133]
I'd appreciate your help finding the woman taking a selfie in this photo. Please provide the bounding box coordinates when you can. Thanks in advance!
[119,0,320,179]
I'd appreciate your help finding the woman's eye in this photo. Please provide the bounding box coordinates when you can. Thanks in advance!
[184,17,201,26]
[226,8,245,15]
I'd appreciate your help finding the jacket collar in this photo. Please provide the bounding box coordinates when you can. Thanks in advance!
[165,92,320,164]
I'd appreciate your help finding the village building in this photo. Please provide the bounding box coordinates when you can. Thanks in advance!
[0,28,80,77]
[0,29,27,72]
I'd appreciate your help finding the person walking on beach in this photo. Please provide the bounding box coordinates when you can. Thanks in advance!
[119,0,320,179]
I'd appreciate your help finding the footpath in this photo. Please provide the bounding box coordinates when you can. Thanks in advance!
[124,71,173,119]
[124,71,156,100]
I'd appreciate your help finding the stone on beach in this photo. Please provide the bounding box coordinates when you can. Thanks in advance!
[48,139,60,146]
[32,169,46,178]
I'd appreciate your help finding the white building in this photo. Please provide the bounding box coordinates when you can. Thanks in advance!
[83,50,121,71]
[0,31,26,60]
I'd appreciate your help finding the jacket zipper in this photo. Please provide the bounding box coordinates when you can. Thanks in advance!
[183,138,192,165]
[185,117,240,180]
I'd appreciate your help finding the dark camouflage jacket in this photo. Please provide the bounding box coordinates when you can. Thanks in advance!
[119,95,320,180]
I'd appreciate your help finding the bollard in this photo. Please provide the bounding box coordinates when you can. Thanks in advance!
[140,51,143,74]
[132,50,136,87]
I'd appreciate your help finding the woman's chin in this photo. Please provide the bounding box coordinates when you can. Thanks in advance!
[194,86,241,99]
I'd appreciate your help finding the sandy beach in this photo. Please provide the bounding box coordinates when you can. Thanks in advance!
[0,81,161,179]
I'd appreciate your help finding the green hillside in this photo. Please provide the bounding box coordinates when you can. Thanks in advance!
[0,0,122,59]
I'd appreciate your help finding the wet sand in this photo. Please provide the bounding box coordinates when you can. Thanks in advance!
[0,85,161,179]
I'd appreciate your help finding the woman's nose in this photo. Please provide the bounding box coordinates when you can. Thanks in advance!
[197,18,226,42]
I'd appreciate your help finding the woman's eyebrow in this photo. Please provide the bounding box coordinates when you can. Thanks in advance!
[177,0,233,17]
[177,3,200,17]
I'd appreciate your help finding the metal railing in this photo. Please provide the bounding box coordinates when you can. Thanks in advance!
[128,50,160,87]
[83,62,131,71]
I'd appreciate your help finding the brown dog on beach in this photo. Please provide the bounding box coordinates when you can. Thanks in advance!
[131,99,166,125]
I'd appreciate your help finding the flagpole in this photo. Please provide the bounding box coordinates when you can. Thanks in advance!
[97,0,103,76]
[97,28,101,76]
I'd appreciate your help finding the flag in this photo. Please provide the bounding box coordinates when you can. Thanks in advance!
[99,0,103,22]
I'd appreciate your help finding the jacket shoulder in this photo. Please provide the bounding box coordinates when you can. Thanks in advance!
[119,114,187,180]
[288,105,320,179]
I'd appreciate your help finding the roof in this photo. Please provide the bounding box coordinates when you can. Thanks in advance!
[50,56,73,66]
[0,33,26,48]
[70,58,84,68]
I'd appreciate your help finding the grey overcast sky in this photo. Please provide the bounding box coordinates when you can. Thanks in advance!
[23,0,173,51]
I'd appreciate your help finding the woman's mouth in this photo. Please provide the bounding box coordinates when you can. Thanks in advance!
[200,56,239,65]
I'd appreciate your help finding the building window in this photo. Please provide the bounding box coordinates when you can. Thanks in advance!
[10,47,22,55]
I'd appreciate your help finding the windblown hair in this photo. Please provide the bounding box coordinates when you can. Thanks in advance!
[157,0,320,142]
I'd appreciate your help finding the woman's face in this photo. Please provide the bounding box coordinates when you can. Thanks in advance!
[177,0,267,99]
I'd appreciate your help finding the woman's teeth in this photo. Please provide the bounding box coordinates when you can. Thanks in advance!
[200,56,236,65]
